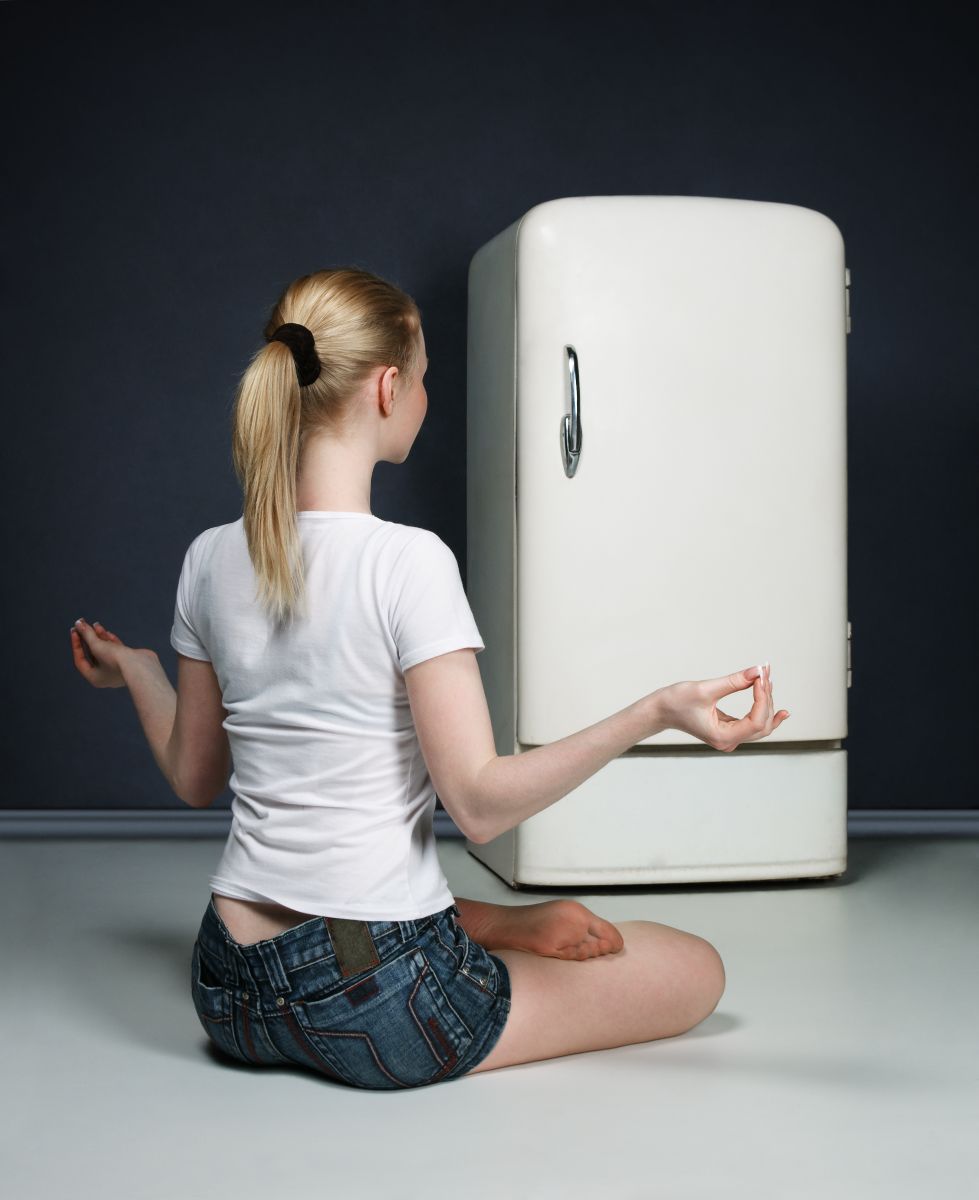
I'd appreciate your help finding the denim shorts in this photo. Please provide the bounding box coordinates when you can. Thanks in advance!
[190,895,512,1090]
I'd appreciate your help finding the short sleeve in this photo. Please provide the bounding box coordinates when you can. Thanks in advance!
[389,531,485,672]
[170,535,211,661]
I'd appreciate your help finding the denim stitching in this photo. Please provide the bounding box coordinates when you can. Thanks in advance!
[239,997,258,1062]
[406,957,443,1068]
[281,1006,347,1083]
[315,1029,406,1087]
[416,942,474,1039]
[290,952,455,1089]
[248,1003,292,1064]
[430,921,458,960]
[426,1017,459,1081]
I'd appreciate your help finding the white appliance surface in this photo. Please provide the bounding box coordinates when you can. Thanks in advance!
[466,196,849,885]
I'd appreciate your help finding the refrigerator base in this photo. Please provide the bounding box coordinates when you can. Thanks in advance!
[464,748,847,887]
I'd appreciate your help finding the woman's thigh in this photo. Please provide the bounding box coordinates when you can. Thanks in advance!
[464,920,725,1075]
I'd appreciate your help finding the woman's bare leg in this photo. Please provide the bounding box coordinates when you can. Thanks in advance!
[464,919,725,1074]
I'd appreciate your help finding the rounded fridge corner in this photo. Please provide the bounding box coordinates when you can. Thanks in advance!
[784,201,846,251]
[513,197,580,245]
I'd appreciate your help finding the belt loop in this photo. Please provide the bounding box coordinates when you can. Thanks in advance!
[254,940,292,995]
[219,943,243,989]
[398,919,416,944]
[232,949,260,992]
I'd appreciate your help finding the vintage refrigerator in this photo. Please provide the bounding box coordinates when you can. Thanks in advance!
[464,195,850,887]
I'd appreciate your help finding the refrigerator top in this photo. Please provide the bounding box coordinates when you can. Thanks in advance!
[512,195,844,259]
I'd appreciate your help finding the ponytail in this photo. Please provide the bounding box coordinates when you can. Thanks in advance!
[230,267,422,627]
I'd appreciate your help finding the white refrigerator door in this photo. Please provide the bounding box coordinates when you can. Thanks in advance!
[515,196,848,747]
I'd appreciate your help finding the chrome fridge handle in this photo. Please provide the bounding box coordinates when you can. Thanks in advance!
[562,344,582,478]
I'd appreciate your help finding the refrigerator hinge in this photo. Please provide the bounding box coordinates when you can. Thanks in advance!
[847,619,852,688]
[845,267,851,334]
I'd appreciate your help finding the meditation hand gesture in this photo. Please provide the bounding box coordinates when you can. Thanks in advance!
[70,618,140,689]
[656,663,790,752]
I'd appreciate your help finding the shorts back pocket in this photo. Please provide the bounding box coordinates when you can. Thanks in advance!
[290,946,474,1090]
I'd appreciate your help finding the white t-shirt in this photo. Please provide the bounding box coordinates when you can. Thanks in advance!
[170,511,485,920]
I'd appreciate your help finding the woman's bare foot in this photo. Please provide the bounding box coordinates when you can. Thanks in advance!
[454,897,625,960]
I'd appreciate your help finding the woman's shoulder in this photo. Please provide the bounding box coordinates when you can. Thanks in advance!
[376,520,448,558]
[378,518,439,544]
[366,522,453,584]
[193,518,241,552]
[179,519,244,574]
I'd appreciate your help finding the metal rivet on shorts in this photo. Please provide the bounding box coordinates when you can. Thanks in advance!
[276,996,285,1006]
[242,993,249,1002]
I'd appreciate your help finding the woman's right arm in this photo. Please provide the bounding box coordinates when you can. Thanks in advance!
[405,652,787,846]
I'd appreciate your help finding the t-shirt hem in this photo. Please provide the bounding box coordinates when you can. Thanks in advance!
[170,629,211,660]
[208,876,456,923]
[400,635,485,672]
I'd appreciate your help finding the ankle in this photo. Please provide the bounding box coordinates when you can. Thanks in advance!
[453,897,512,950]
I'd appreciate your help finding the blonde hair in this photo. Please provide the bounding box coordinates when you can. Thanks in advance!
[230,267,422,627]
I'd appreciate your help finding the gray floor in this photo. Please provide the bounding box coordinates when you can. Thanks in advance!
[3,835,976,1199]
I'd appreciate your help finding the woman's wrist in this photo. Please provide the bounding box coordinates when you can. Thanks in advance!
[119,646,161,686]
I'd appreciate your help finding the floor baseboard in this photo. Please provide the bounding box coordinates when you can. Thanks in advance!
[0,809,976,838]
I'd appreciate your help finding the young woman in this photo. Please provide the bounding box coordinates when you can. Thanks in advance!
[70,266,789,1089]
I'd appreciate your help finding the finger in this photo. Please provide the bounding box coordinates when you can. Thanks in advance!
[707,665,762,703]
[754,661,772,723]
[749,667,769,724]
[72,619,105,669]
[75,618,113,656]
[768,666,780,724]
[70,628,96,674]
[719,670,768,739]
[717,679,765,723]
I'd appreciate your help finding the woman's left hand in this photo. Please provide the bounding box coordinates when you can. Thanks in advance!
[70,618,144,689]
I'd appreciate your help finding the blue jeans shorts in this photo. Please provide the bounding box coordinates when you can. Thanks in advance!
[190,895,512,1090]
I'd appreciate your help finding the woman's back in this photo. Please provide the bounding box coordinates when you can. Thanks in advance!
[135,266,739,1089]
[172,510,485,920]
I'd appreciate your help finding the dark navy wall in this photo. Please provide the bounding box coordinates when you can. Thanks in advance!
[5,1,973,812]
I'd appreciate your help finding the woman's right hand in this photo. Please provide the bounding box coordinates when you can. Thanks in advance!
[654,664,790,753]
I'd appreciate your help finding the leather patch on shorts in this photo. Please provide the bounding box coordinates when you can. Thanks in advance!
[325,917,381,978]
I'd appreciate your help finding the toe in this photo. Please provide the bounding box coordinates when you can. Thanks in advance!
[590,918,624,952]
[603,922,625,952]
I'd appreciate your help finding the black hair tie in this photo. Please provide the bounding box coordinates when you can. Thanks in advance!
[267,322,322,387]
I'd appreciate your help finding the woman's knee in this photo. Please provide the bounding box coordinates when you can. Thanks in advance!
[628,922,725,1029]
[686,934,726,1019]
